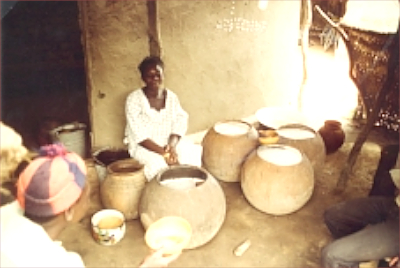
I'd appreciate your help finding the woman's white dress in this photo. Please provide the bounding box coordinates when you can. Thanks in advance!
[124,88,202,180]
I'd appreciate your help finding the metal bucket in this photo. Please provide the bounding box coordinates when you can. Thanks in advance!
[51,122,87,158]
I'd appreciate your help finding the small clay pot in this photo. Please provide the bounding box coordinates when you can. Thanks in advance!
[318,120,345,155]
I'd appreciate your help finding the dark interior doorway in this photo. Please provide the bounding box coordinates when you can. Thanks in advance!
[1,1,89,150]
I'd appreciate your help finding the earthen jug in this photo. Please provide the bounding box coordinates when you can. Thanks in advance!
[317,120,345,155]
[201,120,258,182]
[277,123,326,174]
[241,144,314,215]
[139,165,226,249]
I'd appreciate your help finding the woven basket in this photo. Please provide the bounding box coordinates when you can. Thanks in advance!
[100,159,146,220]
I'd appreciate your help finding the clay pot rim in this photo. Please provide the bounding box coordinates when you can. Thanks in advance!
[51,122,86,135]
[212,120,254,137]
[92,146,129,166]
[106,158,144,174]
[277,123,319,140]
[278,123,317,133]
[155,165,211,188]
[324,120,342,126]
[256,144,307,166]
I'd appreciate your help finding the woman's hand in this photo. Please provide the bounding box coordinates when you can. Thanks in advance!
[163,145,179,165]
[389,256,399,267]
[139,247,181,268]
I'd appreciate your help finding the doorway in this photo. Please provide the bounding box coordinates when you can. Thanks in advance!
[1,1,89,150]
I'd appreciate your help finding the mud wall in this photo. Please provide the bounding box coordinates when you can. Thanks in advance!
[80,0,302,149]
[79,1,148,149]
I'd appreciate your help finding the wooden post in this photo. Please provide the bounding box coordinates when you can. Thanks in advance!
[298,0,312,111]
[77,1,95,145]
[146,0,162,57]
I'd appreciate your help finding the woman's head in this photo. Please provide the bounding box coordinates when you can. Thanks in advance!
[17,143,90,223]
[138,56,164,76]
[138,56,164,90]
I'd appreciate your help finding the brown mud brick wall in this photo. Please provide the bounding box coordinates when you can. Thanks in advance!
[80,0,302,150]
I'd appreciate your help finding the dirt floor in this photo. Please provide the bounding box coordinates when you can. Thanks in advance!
[56,121,398,268]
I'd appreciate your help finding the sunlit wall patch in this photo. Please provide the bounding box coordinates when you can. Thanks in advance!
[258,0,268,11]
[216,1,268,33]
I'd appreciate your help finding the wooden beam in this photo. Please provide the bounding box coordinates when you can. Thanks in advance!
[147,0,162,57]
[77,1,95,143]
[298,0,312,111]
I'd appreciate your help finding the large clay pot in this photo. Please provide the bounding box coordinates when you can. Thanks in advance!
[100,159,146,220]
[241,144,314,215]
[201,120,258,182]
[139,165,226,249]
[317,120,345,155]
[277,124,326,174]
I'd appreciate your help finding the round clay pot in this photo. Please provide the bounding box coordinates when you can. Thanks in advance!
[201,120,258,182]
[241,144,314,215]
[317,120,345,155]
[100,159,146,220]
[138,165,226,249]
[277,124,326,174]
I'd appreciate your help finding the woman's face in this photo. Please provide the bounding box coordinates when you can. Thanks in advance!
[142,64,164,90]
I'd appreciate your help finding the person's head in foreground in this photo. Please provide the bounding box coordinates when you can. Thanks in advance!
[16,143,181,267]
[0,122,28,184]
[0,122,29,205]
[17,143,90,239]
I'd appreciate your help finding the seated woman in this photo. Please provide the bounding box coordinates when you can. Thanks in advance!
[124,56,202,181]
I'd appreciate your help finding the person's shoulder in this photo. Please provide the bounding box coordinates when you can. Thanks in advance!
[128,88,143,96]
[1,202,48,236]
[127,88,144,101]
[165,88,179,99]
[1,200,24,219]
[1,203,55,251]
[0,204,85,267]
[165,88,174,94]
